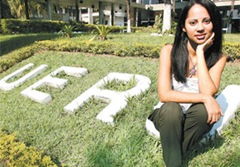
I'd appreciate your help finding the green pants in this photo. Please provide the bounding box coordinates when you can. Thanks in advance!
[148,102,213,167]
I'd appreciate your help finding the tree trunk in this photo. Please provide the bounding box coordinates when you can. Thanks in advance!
[231,0,235,11]
[1,0,13,18]
[0,0,2,19]
[75,0,79,22]
[172,0,175,13]
[228,0,235,33]
[125,0,131,33]
[24,0,29,19]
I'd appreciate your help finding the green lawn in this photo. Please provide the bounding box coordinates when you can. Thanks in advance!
[222,33,240,43]
[0,33,60,56]
[0,33,240,166]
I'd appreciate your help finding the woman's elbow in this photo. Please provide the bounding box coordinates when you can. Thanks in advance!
[158,93,168,103]
[201,87,218,96]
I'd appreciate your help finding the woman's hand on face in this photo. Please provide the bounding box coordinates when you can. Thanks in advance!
[196,32,215,53]
[204,95,223,124]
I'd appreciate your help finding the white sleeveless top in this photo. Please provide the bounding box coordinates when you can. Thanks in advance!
[155,77,199,114]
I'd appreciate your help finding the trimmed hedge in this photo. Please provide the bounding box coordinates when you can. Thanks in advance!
[222,42,240,60]
[0,19,66,33]
[35,40,240,59]
[35,39,160,57]
[0,37,239,73]
[0,130,58,167]
[0,19,150,34]
[0,45,38,73]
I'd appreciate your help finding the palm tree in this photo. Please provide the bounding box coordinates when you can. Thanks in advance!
[125,0,131,33]
[95,24,111,40]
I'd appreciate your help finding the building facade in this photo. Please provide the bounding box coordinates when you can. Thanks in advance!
[36,0,240,33]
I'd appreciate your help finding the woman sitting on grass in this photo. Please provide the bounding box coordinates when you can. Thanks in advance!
[148,0,227,166]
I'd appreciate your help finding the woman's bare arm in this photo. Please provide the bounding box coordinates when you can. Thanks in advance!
[196,33,227,95]
[158,44,211,104]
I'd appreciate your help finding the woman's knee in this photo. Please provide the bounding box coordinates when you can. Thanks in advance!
[160,102,183,122]
[187,103,209,126]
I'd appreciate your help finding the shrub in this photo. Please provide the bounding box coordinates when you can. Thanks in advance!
[61,25,75,38]
[113,43,159,58]
[36,39,160,58]
[0,19,65,33]
[0,35,239,73]
[0,45,38,72]
[0,19,128,34]
[84,24,125,33]
[223,42,240,61]
[68,20,87,32]
[94,25,112,40]
[0,130,58,167]
[153,13,163,33]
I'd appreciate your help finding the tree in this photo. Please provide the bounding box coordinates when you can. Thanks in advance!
[6,0,44,19]
[1,0,14,19]
[230,0,235,18]
[75,0,79,22]
[125,0,131,33]
[153,13,163,33]
[172,0,176,12]
[228,0,235,33]
[28,1,45,19]
[24,0,29,19]
[0,0,2,19]
[7,0,26,18]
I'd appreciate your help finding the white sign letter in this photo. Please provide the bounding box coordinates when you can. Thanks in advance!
[21,66,88,104]
[0,63,47,91]
[64,72,151,125]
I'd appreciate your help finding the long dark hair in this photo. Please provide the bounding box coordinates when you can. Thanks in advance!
[172,0,222,83]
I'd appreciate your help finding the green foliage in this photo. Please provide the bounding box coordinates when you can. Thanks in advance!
[0,130,58,167]
[223,33,240,43]
[0,33,239,74]
[0,31,239,167]
[0,51,160,166]
[0,19,65,33]
[68,20,87,32]
[0,18,130,35]
[0,45,38,72]
[153,13,163,33]
[0,48,239,166]
[85,24,125,33]
[61,25,75,38]
[113,43,160,58]
[0,23,2,33]
[223,42,240,60]
[153,12,178,35]
[101,77,137,92]
[94,24,112,40]
[36,39,160,58]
